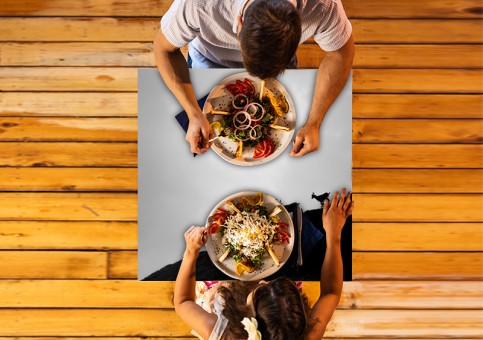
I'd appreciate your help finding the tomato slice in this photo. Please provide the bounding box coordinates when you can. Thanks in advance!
[243,78,255,96]
[225,84,239,96]
[208,223,221,234]
[253,139,267,158]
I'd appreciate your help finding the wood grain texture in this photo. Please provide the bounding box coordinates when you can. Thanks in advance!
[353,223,483,251]
[0,193,137,221]
[1,280,481,309]
[353,119,483,144]
[0,309,479,337]
[2,18,481,43]
[353,169,483,193]
[0,118,137,141]
[3,43,482,69]
[352,94,483,119]
[353,252,482,280]
[0,221,137,249]
[0,142,137,167]
[0,168,137,191]
[353,194,483,222]
[0,92,137,117]
[353,144,483,168]
[109,250,137,279]
[1,0,482,18]
[0,251,107,279]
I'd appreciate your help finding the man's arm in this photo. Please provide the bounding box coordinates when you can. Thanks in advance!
[153,30,213,154]
[305,189,353,340]
[290,35,355,157]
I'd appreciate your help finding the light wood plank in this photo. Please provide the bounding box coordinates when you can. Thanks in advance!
[354,252,482,280]
[353,94,483,119]
[109,250,137,279]
[0,221,137,249]
[0,309,479,337]
[353,169,483,193]
[2,18,481,43]
[354,194,483,222]
[353,69,483,93]
[0,193,137,221]
[353,144,483,168]
[353,119,483,143]
[353,223,483,251]
[3,43,482,69]
[1,280,481,309]
[0,142,137,167]
[0,92,137,117]
[299,44,483,69]
[0,251,106,279]
[1,0,481,18]
[0,168,137,191]
[0,67,137,91]
[0,118,137,141]
[2,68,481,93]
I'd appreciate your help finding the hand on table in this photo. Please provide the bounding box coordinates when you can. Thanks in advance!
[186,114,214,154]
[289,123,319,157]
[184,226,208,257]
[322,188,353,240]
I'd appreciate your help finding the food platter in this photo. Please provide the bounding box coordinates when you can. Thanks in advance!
[203,72,296,166]
[205,191,294,281]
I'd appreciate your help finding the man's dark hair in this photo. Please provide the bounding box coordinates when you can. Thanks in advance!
[240,0,301,79]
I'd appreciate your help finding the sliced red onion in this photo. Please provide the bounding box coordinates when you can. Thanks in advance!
[244,102,265,122]
[233,111,251,129]
[232,94,248,109]
[249,125,262,140]
[233,128,251,141]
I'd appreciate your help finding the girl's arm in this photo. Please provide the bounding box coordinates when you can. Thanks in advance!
[174,226,217,339]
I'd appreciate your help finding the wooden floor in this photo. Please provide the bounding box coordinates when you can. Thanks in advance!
[0,0,482,338]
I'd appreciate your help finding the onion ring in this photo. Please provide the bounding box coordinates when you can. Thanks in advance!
[233,111,252,129]
[232,94,248,109]
[249,125,263,140]
[233,128,251,141]
[245,102,265,122]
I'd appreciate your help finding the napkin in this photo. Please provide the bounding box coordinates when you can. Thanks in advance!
[175,94,209,157]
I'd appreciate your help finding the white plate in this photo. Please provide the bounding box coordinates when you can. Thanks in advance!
[205,191,294,281]
[203,72,296,166]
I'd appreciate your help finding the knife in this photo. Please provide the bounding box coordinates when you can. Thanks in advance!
[296,203,303,267]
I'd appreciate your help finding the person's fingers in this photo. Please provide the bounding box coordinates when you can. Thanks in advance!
[331,191,339,208]
[185,226,196,237]
[289,132,304,156]
[346,202,354,216]
[343,191,352,210]
[323,199,329,215]
[292,144,315,157]
[339,188,347,207]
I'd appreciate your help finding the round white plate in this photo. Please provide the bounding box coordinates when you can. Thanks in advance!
[205,191,294,281]
[203,72,296,166]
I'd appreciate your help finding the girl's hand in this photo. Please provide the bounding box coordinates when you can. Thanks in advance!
[322,188,353,241]
[184,226,208,257]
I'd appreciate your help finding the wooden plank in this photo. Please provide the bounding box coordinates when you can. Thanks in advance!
[0,142,137,167]
[3,43,482,69]
[0,0,481,18]
[109,250,137,279]
[352,19,483,43]
[0,67,137,92]
[354,252,482,280]
[0,168,137,191]
[353,94,483,119]
[1,18,481,43]
[353,119,483,144]
[353,144,483,168]
[354,194,483,222]
[0,92,137,117]
[0,251,106,279]
[0,221,137,249]
[299,44,483,69]
[1,280,481,309]
[2,68,481,93]
[0,118,137,141]
[353,69,483,93]
[353,170,483,193]
[353,223,483,251]
[0,309,479,337]
[0,193,137,221]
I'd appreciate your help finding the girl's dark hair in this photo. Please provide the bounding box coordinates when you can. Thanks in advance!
[253,278,309,339]
[218,279,309,339]
[240,0,301,79]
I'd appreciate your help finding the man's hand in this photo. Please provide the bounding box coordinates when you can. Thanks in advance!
[322,188,353,240]
[289,123,319,157]
[184,226,208,257]
[186,114,214,154]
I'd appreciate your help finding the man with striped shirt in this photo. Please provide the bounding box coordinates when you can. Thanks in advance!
[154,0,354,157]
